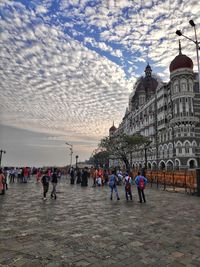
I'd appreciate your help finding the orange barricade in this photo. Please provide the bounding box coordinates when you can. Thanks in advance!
[131,169,197,194]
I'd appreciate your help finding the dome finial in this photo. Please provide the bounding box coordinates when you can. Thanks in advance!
[179,40,182,55]
[145,63,152,77]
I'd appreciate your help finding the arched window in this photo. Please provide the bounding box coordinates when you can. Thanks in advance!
[163,144,168,158]
[192,141,197,154]
[168,143,173,157]
[185,142,190,154]
[159,145,163,159]
[173,81,179,94]
[188,79,193,92]
[181,78,187,91]
[175,159,180,170]
[176,142,182,155]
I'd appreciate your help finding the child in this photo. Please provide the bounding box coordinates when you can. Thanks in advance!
[124,173,133,201]
[41,171,50,200]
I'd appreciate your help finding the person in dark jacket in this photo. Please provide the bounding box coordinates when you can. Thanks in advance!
[70,167,75,184]
[51,169,58,199]
[76,168,81,184]
[81,168,89,186]
[41,171,50,200]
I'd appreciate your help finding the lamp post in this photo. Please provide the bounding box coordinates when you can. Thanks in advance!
[65,142,73,167]
[0,150,6,167]
[75,155,78,170]
[176,20,200,92]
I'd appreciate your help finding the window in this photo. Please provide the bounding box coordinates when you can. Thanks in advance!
[185,142,190,154]
[173,83,179,94]
[181,79,187,91]
[189,80,193,91]
[182,83,187,91]
[177,143,182,154]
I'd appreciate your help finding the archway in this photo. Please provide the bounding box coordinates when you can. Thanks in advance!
[152,162,157,171]
[166,160,173,170]
[147,162,151,170]
[189,160,195,169]
[175,159,180,170]
[159,161,165,170]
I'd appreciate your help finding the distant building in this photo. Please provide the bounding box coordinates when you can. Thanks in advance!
[111,42,200,170]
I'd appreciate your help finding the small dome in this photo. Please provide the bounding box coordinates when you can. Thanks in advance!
[109,125,117,132]
[169,41,193,72]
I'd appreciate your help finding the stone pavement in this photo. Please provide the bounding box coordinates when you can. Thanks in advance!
[0,177,200,267]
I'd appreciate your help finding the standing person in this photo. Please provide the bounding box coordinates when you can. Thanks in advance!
[108,170,120,200]
[41,171,50,200]
[135,172,148,203]
[70,167,75,184]
[0,169,5,195]
[51,169,58,199]
[81,167,89,186]
[23,167,29,183]
[76,168,81,184]
[124,173,133,201]
[36,169,42,183]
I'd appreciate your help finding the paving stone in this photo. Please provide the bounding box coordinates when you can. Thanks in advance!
[0,177,200,267]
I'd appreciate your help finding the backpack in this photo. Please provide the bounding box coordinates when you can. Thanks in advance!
[138,177,145,190]
[125,177,131,191]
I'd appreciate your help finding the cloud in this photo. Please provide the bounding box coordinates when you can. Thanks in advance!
[0,0,199,164]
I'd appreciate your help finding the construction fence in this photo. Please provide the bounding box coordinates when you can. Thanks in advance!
[131,169,197,195]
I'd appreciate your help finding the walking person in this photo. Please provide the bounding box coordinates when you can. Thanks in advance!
[135,171,148,203]
[41,170,50,200]
[0,169,5,195]
[51,169,58,199]
[108,170,120,200]
[124,173,133,201]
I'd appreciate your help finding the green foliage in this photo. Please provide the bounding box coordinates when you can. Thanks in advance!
[99,133,151,170]
[88,150,109,168]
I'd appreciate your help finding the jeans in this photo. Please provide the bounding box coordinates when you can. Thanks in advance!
[137,187,146,202]
[125,189,132,200]
[110,185,119,199]
[51,183,57,197]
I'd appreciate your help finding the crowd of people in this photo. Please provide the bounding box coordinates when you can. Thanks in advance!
[0,166,148,203]
[68,167,148,203]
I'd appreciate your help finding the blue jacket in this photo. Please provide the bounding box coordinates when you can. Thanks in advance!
[135,175,148,188]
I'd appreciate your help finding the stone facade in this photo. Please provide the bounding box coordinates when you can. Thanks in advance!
[111,45,200,170]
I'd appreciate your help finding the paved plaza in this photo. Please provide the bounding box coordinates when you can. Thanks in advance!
[0,177,200,267]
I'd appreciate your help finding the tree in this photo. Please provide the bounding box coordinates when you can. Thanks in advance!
[99,133,151,171]
[88,150,110,169]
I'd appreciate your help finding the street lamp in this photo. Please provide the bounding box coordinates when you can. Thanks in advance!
[75,155,78,170]
[176,20,200,92]
[0,150,6,167]
[65,142,73,167]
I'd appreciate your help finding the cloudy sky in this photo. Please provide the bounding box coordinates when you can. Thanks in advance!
[0,0,199,167]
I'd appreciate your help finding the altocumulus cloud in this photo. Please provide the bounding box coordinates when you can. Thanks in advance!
[0,1,133,144]
[0,0,199,164]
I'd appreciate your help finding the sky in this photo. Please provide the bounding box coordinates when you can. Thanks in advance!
[0,0,200,167]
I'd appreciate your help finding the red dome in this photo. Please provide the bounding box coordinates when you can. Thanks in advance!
[109,125,116,132]
[170,54,193,72]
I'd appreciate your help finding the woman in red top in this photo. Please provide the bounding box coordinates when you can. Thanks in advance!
[0,169,5,195]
